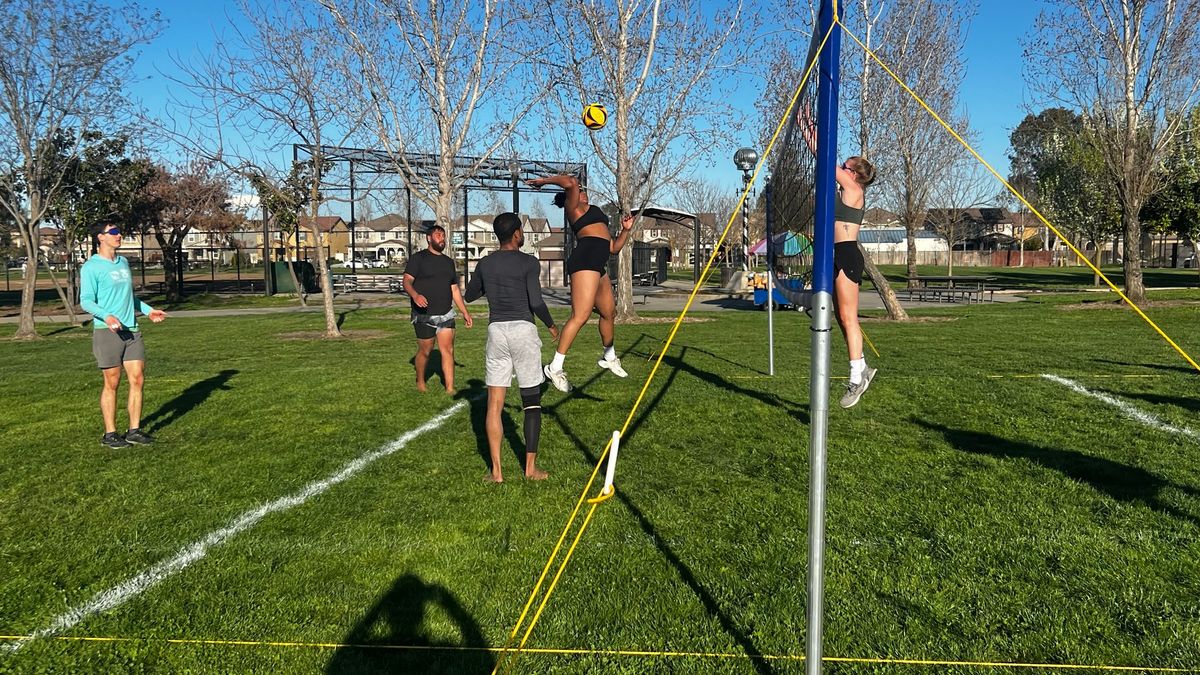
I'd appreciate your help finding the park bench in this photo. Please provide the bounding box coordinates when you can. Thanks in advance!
[334,274,404,294]
[898,276,997,304]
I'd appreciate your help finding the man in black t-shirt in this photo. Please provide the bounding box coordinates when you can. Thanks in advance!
[403,225,472,393]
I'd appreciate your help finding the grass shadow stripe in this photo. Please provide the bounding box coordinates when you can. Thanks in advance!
[1042,374,1200,444]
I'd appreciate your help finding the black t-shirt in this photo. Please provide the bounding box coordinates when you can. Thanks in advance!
[464,250,555,328]
[404,249,459,314]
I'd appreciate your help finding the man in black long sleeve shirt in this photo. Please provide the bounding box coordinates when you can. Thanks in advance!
[465,213,559,482]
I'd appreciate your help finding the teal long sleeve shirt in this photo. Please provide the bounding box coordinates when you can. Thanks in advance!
[79,254,154,331]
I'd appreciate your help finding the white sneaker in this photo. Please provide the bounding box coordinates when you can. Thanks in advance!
[544,364,571,392]
[597,354,628,378]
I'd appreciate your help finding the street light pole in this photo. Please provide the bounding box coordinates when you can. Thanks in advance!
[733,147,759,274]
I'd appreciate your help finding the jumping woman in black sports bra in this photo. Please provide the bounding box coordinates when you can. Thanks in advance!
[525,174,634,392]
[800,107,879,408]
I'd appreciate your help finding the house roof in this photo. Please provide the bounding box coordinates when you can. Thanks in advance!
[859,228,941,244]
[362,214,409,231]
[534,232,564,249]
[863,207,899,225]
[297,215,347,232]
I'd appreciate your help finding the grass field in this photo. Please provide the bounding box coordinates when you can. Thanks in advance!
[1,287,1199,673]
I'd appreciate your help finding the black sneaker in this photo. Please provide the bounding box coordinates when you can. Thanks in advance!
[101,432,132,449]
[124,428,155,445]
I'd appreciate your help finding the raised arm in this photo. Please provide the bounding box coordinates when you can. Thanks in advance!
[799,103,817,156]
[526,174,584,218]
[610,213,635,254]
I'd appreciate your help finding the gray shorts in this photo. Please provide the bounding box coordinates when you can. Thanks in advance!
[93,329,145,369]
[485,321,544,388]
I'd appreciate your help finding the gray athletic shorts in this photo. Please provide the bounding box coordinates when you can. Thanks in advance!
[485,321,544,388]
[93,329,145,369]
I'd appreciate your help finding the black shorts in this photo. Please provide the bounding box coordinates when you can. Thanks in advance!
[834,241,864,285]
[566,236,611,276]
[412,314,456,340]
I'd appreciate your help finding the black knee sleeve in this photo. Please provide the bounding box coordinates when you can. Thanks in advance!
[520,386,542,454]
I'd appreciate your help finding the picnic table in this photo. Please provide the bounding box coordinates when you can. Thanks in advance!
[901,275,997,303]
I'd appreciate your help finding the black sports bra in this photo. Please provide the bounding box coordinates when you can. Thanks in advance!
[569,205,609,235]
[835,191,864,225]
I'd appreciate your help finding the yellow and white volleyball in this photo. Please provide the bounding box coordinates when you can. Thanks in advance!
[582,103,607,131]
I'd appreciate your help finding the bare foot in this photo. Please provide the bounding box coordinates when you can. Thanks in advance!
[445,387,456,395]
[484,473,503,483]
[416,381,427,393]
[524,469,549,481]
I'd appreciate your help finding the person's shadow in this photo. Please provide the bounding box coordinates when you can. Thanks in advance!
[142,369,237,433]
[325,574,494,674]
[915,419,1200,527]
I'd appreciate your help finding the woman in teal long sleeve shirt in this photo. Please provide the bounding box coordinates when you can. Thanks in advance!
[80,222,167,449]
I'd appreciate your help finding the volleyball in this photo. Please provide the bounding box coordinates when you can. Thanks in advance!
[582,103,607,131]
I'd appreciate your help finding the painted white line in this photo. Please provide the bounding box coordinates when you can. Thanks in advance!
[3,400,468,652]
[1041,374,1200,444]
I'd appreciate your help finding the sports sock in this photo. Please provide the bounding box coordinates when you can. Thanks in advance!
[551,352,566,370]
[849,358,866,385]
[603,344,616,361]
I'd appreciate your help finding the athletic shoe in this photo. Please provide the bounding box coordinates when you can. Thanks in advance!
[544,364,571,393]
[839,367,878,409]
[124,428,155,445]
[597,354,628,378]
[101,432,131,449]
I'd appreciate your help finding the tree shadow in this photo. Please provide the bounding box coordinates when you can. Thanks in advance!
[142,369,237,433]
[459,379,525,472]
[640,335,769,376]
[1092,358,1198,376]
[1098,389,1200,415]
[914,419,1200,527]
[325,573,494,674]
[547,348,775,675]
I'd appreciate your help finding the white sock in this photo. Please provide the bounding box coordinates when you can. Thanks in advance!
[849,358,866,385]
[551,352,566,370]
[603,345,616,361]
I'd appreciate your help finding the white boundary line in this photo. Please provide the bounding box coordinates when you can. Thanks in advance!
[3,400,468,652]
[1041,374,1199,444]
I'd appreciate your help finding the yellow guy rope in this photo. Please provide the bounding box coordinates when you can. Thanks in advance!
[492,22,840,675]
[7,635,1197,672]
[837,21,1200,374]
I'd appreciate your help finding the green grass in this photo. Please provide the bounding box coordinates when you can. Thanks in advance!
[871,264,1200,292]
[1,293,1199,673]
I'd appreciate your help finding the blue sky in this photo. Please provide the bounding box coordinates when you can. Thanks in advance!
[125,0,1043,215]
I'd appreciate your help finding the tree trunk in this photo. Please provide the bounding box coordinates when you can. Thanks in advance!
[1121,201,1145,304]
[163,247,182,303]
[38,259,76,324]
[859,244,908,321]
[905,215,919,287]
[307,224,341,338]
[14,229,39,340]
[615,244,637,322]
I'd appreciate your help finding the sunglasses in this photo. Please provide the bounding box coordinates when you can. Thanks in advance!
[102,228,122,236]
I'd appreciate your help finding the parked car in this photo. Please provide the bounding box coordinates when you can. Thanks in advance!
[336,258,368,269]
[368,258,390,269]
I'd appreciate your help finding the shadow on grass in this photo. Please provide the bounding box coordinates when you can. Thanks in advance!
[142,369,237,433]
[407,351,466,392]
[1092,358,1199,376]
[916,419,1200,527]
[325,573,494,675]
[630,336,808,425]
[459,378,525,474]
[1099,389,1200,415]
[548,346,776,675]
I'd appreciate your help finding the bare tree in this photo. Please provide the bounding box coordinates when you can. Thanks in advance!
[927,158,993,275]
[531,0,752,321]
[854,0,974,289]
[1026,0,1200,304]
[168,0,362,337]
[318,0,546,273]
[0,0,161,339]
[673,176,740,260]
